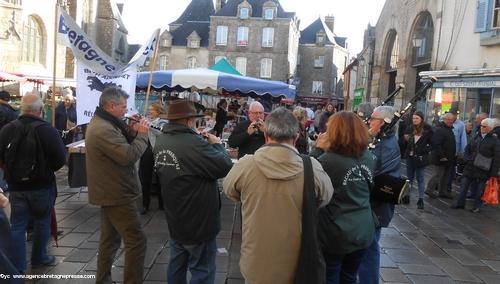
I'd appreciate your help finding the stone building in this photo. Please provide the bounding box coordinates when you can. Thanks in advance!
[369,0,500,121]
[155,0,214,70]
[296,16,348,106]
[208,0,300,82]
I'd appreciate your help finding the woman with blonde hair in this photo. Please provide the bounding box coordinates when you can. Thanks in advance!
[139,102,167,214]
[311,111,376,284]
[293,106,309,154]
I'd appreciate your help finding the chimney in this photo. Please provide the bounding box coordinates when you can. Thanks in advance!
[215,0,226,12]
[324,15,334,33]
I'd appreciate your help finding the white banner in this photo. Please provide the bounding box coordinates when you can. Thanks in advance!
[76,64,137,125]
[58,7,159,75]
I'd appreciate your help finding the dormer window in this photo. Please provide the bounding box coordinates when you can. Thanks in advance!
[240,7,249,19]
[161,38,172,47]
[316,33,326,45]
[264,8,274,20]
[188,39,200,48]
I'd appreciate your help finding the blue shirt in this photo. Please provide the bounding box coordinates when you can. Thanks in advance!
[453,119,467,155]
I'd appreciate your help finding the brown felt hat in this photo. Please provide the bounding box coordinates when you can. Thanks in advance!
[166,100,204,120]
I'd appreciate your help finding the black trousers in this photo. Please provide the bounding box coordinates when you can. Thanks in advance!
[139,144,163,210]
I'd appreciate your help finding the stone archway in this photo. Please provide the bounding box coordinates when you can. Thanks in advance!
[405,11,434,107]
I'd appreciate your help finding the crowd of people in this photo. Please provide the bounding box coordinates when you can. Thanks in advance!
[0,86,499,284]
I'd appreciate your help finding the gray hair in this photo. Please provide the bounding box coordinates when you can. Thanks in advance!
[264,107,299,142]
[357,102,374,118]
[99,87,129,108]
[21,94,44,114]
[373,105,395,122]
[481,118,497,128]
[249,101,264,112]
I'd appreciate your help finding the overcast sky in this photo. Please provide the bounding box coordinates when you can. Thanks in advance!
[120,0,386,55]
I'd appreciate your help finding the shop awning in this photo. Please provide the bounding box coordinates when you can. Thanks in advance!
[296,95,330,104]
[0,71,27,83]
[420,68,500,88]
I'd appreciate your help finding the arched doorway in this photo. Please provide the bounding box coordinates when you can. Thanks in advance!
[407,11,434,108]
[383,29,399,105]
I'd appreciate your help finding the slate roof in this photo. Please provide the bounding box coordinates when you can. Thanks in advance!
[170,0,215,25]
[168,0,214,47]
[299,17,348,48]
[214,0,295,18]
[171,22,211,47]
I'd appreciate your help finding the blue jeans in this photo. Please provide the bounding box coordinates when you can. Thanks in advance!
[357,228,381,284]
[9,186,55,273]
[406,160,426,199]
[325,249,367,284]
[168,238,217,284]
[455,176,486,209]
[0,209,22,282]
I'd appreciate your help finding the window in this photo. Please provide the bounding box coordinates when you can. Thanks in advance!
[494,0,500,28]
[316,34,325,44]
[160,38,171,47]
[260,58,272,78]
[312,81,323,94]
[262,27,274,47]
[5,0,22,5]
[187,56,197,69]
[314,56,325,68]
[264,8,274,20]
[22,16,44,64]
[237,27,249,46]
[235,57,247,76]
[216,26,228,46]
[188,39,199,48]
[214,56,226,64]
[240,7,249,19]
[158,55,168,70]
[386,33,399,71]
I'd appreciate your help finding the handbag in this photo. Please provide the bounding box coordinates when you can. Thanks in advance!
[412,154,430,168]
[481,177,499,205]
[473,152,493,171]
[371,174,409,204]
[294,155,325,284]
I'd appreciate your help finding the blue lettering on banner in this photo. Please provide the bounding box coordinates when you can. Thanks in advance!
[58,14,116,72]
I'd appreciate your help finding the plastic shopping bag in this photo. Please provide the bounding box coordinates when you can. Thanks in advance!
[482,177,499,206]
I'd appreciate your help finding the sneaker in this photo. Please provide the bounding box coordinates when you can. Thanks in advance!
[417,198,424,209]
[471,208,480,213]
[31,255,56,268]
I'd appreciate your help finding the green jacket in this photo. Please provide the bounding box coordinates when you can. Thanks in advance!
[316,149,377,255]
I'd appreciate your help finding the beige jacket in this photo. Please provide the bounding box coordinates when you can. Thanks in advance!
[223,144,333,284]
[86,115,148,206]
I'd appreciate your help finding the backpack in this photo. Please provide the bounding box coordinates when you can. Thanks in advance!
[4,120,47,184]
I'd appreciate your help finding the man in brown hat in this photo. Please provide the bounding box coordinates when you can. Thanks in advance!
[153,100,233,284]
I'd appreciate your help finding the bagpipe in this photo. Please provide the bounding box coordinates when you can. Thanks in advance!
[367,77,437,204]
[363,83,405,125]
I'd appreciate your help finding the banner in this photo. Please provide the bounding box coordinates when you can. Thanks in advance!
[58,7,159,75]
[76,64,137,125]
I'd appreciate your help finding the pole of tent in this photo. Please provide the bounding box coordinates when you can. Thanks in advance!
[51,1,59,127]
[144,29,161,114]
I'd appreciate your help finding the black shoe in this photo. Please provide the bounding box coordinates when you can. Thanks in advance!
[417,198,424,209]
[471,208,480,213]
[32,255,56,268]
[450,204,465,209]
[140,208,148,215]
[402,196,410,204]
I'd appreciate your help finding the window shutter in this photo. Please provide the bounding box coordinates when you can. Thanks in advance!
[475,0,489,32]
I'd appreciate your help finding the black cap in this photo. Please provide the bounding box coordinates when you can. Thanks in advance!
[0,91,10,102]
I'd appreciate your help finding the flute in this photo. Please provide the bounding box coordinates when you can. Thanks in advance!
[124,116,163,131]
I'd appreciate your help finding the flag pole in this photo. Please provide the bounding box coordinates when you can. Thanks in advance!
[51,0,59,127]
[144,29,161,114]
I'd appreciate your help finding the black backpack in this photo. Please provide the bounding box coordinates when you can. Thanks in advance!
[4,120,47,184]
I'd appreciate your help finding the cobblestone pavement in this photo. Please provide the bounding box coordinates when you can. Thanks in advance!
[13,165,500,283]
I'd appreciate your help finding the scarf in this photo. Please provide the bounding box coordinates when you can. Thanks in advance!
[94,107,135,144]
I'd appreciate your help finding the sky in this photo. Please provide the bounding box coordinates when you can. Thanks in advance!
[120,0,386,55]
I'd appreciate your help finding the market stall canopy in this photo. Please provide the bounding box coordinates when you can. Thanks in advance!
[208,58,242,75]
[136,68,295,99]
[0,71,27,83]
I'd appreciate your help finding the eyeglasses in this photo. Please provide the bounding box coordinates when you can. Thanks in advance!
[480,125,487,128]
[249,111,264,115]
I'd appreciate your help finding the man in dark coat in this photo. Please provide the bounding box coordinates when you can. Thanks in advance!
[426,113,456,198]
[228,101,265,159]
[54,89,77,145]
[452,118,500,212]
[154,100,233,283]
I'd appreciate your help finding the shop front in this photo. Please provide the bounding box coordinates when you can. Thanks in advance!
[420,69,500,124]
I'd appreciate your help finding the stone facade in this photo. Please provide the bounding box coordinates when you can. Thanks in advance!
[208,16,298,81]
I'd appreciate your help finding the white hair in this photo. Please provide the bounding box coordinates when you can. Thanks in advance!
[373,105,395,121]
[481,118,497,128]
[249,101,264,112]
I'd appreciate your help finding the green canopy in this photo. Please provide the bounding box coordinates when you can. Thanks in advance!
[209,58,242,76]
